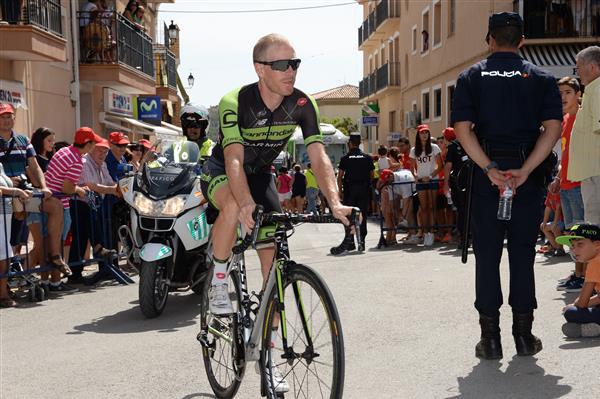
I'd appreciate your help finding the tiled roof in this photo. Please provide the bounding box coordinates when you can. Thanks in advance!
[312,84,359,100]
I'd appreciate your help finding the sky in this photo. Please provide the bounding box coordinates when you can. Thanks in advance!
[157,0,364,107]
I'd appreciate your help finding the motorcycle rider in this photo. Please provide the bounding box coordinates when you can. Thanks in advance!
[179,103,214,160]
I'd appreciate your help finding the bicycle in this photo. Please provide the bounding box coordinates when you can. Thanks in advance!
[197,205,360,398]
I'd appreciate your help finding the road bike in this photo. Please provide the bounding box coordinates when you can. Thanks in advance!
[197,206,359,398]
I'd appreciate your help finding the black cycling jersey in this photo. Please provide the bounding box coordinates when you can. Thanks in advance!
[210,82,324,175]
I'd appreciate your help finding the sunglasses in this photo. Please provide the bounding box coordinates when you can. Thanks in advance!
[254,58,301,72]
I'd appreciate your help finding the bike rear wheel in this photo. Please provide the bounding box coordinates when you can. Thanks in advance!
[262,262,344,399]
[199,269,245,399]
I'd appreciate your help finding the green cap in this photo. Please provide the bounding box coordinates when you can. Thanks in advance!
[556,223,600,247]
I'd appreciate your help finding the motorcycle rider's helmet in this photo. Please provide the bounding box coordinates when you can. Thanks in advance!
[180,103,210,140]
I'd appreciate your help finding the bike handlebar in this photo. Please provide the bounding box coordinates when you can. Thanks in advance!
[232,205,361,255]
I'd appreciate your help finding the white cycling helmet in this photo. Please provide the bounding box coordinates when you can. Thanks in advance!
[180,103,210,136]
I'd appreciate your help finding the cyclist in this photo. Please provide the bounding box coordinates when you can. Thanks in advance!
[200,33,354,391]
[166,103,214,162]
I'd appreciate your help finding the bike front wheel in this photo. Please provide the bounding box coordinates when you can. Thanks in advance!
[262,262,345,399]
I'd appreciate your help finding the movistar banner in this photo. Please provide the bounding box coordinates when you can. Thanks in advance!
[135,96,162,125]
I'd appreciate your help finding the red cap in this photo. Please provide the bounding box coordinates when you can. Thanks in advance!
[379,169,393,182]
[0,103,15,115]
[74,127,102,145]
[443,127,456,141]
[109,132,130,145]
[138,139,152,150]
[417,124,430,133]
[95,139,110,149]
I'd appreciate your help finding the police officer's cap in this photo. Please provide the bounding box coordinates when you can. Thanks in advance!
[486,12,523,40]
[349,132,361,144]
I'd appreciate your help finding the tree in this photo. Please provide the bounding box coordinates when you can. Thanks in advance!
[321,117,358,136]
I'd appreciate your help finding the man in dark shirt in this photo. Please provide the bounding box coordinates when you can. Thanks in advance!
[452,12,562,360]
[442,127,469,245]
[331,133,374,254]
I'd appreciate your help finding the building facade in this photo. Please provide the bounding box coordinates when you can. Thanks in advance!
[0,0,183,143]
[357,0,600,152]
[311,84,361,127]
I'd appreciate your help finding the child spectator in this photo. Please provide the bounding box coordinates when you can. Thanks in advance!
[557,224,600,338]
[377,145,390,170]
[540,188,566,257]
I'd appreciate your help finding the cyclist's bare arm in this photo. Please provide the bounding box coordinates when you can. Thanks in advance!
[224,143,255,231]
[306,143,351,225]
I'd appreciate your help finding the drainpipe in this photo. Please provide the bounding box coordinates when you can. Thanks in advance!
[70,0,81,128]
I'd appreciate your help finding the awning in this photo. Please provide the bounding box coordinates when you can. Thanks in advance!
[161,121,183,135]
[519,44,587,78]
[101,113,181,137]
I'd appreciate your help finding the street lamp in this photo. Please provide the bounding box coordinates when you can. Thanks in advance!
[187,73,195,88]
[168,20,178,45]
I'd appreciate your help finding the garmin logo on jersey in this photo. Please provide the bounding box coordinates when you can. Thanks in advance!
[297,97,308,107]
[222,110,237,128]
[481,70,525,78]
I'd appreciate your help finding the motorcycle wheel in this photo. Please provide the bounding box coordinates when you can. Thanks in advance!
[139,259,169,318]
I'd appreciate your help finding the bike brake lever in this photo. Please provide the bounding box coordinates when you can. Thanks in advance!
[250,206,264,250]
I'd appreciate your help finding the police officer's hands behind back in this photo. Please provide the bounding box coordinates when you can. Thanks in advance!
[486,167,510,188]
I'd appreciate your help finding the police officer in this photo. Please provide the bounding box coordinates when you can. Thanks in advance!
[330,132,374,255]
[442,127,469,247]
[180,103,214,158]
[452,12,562,360]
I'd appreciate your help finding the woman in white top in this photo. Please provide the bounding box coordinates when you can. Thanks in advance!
[409,125,442,246]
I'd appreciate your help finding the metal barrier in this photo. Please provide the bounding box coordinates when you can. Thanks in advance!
[0,191,133,301]
[375,178,458,249]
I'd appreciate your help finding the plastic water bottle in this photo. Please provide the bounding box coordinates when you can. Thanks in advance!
[497,184,514,221]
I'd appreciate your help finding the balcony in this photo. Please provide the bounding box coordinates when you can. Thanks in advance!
[358,1,400,49]
[154,46,178,102]
[0,0,66,62]
[517,0,599,44]
[78,11,155,94]
[359,62,400,100]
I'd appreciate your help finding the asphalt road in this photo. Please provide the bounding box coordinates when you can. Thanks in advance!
[1,220,599,398]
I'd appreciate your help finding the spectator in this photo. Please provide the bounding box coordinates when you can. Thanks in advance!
[397,137,412,170]
[410,124,442,247]
[443,127,469,248]
[387,146,402,171]
[539,186,565,256]
[290,164,306,213]
[128,142,142,172]
[0,163,31,308]
[106,132,130,181]
[68,139,118,285]
[555,76,586,291]
[0,104,69,278]
[305,163,319,214]
[122,0,138,22]
[79,0,99,27]
[568,46,600,226]
[558,224,600,338]
[276,166,292,210]
[132,5,145,30]
[44,127,101,292]
[377,145,390,170]
[432,136,453,243]
[30,127,55,173]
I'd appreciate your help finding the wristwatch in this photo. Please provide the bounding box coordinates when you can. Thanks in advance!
[482,161,499,174]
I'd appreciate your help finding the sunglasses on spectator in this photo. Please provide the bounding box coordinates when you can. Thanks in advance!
[254,58,301,72]
[114,143,128,148]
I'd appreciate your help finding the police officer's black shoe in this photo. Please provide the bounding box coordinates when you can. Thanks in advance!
[330,240,355,255]
[475,314,503,360]
[357,241,365,252]
[512,311,543,356]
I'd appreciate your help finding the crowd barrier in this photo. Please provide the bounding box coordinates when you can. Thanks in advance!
[375,178,458,249]
[1,191,133,302]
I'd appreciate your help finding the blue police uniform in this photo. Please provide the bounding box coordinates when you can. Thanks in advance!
[451,12,563,359]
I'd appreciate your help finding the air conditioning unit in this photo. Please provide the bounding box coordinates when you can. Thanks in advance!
[405,111,419,129]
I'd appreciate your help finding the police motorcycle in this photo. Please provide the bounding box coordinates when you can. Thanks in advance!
[118,105,215,318]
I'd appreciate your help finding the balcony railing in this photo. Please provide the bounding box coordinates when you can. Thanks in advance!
[359,62,400,99]
[78,11,154,78]
[516,0,599,39]
[0,0,63,37]
[155,47,177,89]
[358,1,400,46]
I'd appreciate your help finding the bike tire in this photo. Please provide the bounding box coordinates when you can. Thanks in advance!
[262,262,345,399]
[200,269,245,399]
[139,260,169,318]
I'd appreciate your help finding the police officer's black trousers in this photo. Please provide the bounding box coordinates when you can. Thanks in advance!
[471,167,543,318]
[342,187,369,242]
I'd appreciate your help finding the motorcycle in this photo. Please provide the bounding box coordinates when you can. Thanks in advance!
[118,139,211,318]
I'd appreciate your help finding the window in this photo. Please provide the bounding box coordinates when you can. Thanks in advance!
[422,90,430,121]
[448,0,456,37]
[421,8,430,54]
[411,25,417,54]
[446,82,456,125]
[433,85,442,120]
[389,111,396,132]
[433,0,441,48]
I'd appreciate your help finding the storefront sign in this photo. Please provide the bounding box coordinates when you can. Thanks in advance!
[135,96,162,125]
[0,80,27,109]
[387,132,402,141]
[104,88,134,117]
[362,116,379,126]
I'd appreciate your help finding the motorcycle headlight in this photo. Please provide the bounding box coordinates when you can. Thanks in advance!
[134,194,186,217]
